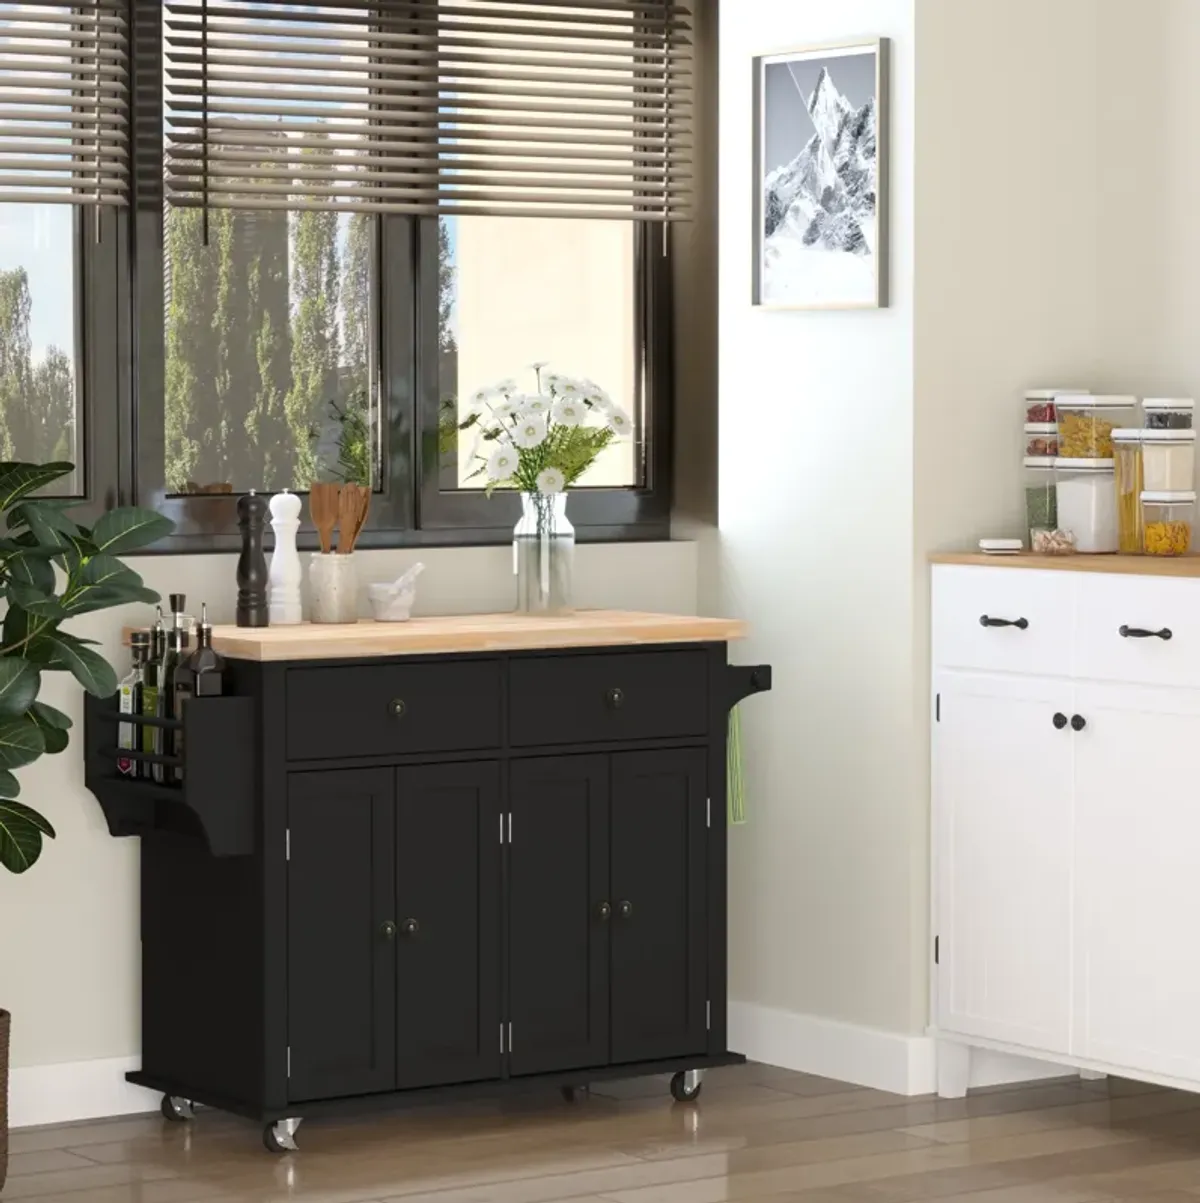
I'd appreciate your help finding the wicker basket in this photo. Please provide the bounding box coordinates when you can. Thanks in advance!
[0,1008,9,1193]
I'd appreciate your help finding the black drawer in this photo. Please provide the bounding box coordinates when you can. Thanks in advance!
[509,651,708,747]
[286,660,502,761]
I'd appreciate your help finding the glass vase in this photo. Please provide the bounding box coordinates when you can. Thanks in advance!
[513,492,574,615]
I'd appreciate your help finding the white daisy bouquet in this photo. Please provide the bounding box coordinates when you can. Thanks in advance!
[459,363,631,495]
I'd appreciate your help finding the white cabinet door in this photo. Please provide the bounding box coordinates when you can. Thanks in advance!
[934,671,1074,1054]
[1073,682,1200,1080]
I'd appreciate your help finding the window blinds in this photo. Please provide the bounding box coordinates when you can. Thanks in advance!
[0,0,130,205]
[163,0,692,220]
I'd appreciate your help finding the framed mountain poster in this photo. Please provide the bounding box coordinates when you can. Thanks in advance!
[752,38,889,309]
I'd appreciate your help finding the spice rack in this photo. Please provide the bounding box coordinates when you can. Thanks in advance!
[83,692,256,857]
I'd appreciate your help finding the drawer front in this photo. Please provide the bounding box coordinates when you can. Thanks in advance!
[509,651,708,746]
[1075,575,1200,687]
[286,660,502,760]
[932,565,1075,676]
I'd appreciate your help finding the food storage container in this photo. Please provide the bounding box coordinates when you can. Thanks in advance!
[1141,428,1196,492]
[1057,395,1138,458]
[1113,430,1145,553]
[1024,388,1088,425]
[1143,398,1194,430]
[1024,423,1058,457]
[1055,458,1118,553]
[1024,456,1070,552]
[1141,490,1195,556]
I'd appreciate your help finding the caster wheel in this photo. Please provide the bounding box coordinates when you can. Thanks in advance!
[263,1118,301,1153]
[561,1085,588,1102]
[161,1095,194,1122]
[670,1071,702,1103]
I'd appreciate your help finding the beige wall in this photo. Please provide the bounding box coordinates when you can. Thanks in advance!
[0,543,697,1097]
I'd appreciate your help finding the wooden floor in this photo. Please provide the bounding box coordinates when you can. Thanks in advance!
[10,1065,1200,1203]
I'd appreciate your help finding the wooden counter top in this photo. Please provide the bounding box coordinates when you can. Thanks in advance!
[209,610,747,662]
[930,552,1200,578]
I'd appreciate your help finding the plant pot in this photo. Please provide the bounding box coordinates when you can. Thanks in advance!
[1,1008,9,1192]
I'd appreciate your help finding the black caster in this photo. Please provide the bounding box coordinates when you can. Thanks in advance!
[161,1095,194,1122]
[263,1117,301,1152]
[670,1070,702,1102]
[561,1085,588,1102]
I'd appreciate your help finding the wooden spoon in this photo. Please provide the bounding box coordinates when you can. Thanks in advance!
[309,482,340,555]
[338,484,370,554]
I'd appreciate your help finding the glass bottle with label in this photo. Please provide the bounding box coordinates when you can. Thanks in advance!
[117,630,151,778]
[139,609,166,781]
[172,603,225,782]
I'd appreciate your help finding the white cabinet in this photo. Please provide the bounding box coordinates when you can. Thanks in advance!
[932,563,1200,1094]
[1073,682,1200,1081]
[934,672,1073,1053]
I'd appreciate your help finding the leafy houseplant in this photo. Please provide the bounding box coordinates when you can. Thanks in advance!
[0,461,173,874]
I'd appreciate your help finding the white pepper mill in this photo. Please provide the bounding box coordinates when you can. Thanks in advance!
[268,489,303,625]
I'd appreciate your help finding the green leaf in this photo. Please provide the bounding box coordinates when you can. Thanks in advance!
[91,507,174,555]
[2,606,49,660]
[42,632,117,696]
[78,554,144,591]
[8,583,68,620]
[6,548,56,593]
[0,463,75,511]
[0,660,39,718]
[29,701,71,731]
[61,585,159,617]
[34,723,68,755]
[0,716,44,770]
[0,799,55,873]
[13,501,81,545]
[0,770,20,797]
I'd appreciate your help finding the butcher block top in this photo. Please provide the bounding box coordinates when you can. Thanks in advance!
[930,552,1200,578]
[209,610,747,662]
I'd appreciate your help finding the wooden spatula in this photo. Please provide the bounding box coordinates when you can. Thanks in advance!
[338,484,370,554]
[309,482,340,554]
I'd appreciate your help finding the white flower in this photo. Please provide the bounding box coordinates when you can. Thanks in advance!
[607,407,633,436]
[529,361,549,372]
[511,415,548,449]
[555,377,587,398]
[544,372,565,392]
[491,395,520,419]
[486,444,517,481]
[551,398,584,427]
[521,393,552,415]
[536,467,565,495]
[581,379,613,410]
[495,377,519,395]
[466,386,495,415]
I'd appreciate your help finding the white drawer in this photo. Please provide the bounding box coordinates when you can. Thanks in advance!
[932,565,1075,676]
[1075,574,1200,687]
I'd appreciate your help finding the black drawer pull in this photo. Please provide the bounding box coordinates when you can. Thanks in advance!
[980,615,1028,630]
[1119,625,1172,641]
[617,899,633,920]
[1071,714,1087,732]
[401,917,419,937]
[596,901,612,921]
[389,698,406,718]
[1053,712,1068,730]
[605,687,625,709]
[380,920,397,939]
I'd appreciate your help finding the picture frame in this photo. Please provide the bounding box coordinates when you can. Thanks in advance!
[751,37,890,310]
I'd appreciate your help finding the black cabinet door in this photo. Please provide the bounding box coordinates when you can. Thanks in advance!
[395,763,502,1089]
[610,749,708,1064]
[508,755,609,1076]
[287,769,396,1102]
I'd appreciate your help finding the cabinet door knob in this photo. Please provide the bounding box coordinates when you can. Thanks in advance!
[605,687,625,709]
[1119,625,1172,641]
[1053,712,1068,730]
[1071,714,1087,732]
[617,899,633,919]
[389,698,406,718]
[596,901,612,921]
[401,917,420,936]
[980,615,1029,630]
[381,920,397,939]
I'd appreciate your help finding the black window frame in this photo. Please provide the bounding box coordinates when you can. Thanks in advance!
[79,0,673,554]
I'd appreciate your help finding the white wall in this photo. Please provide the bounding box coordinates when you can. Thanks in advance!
[1,541,697,1125]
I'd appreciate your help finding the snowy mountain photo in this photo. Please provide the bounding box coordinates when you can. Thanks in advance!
[753,42,888,308]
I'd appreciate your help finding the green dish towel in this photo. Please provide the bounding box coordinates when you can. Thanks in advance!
[728,708,747,825]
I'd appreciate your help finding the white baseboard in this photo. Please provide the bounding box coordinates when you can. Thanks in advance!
[10,1056,159,1128]
[728,1002,1070,1096]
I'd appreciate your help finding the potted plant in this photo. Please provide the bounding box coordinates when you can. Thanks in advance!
[0,460,173,1188]
[453,365,631,614]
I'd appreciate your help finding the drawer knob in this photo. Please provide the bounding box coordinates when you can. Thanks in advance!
[617,899,633,920]
[605,687,625,709]
[1119,625,1172,641]
[979,615,1029,630]
[401,917,420,937]
[381,920,397,939]
[1053,712,1068,730]
[596,901,612,921]
[1071,714,1087,732]
[389,698,407,718]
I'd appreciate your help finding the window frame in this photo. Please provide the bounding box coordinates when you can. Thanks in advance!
[85,0,673,553]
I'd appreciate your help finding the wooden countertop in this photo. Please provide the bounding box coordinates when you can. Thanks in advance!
[208,610,747,661]
[930,552,1200,577]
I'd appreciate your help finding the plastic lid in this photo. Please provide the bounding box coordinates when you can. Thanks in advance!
[1139,428,1197,442]
[979,538,1023,552]
[1023,456,1056,469]
[1112,428,1146,442]
[1023,422,1057,434]
[1058,395,1137,409]
[1141,490,1197,503]
[1025,388,1088,399]
[1144,398,1195,410]
[1054,457,1114,470]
